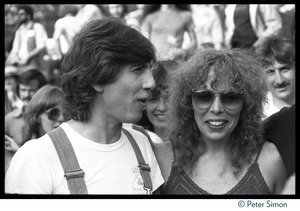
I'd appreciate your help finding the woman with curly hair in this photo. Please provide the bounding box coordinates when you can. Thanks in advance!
[22,85,65,144]
[152,48,287,194]
[134,60,177,143]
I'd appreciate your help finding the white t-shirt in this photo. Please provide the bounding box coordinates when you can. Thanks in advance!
[122,123,164,144]
[5,122,164,194]
[147,130,164,144]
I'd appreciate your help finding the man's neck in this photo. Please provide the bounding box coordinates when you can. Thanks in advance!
[272,96,294,110]
[21,20,33,28]
[67,119,123,145]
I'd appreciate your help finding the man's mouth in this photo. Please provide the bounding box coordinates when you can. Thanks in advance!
[275,83,289,90]
[137,92,152,104]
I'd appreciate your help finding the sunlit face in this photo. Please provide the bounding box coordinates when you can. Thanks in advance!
[5,76,18,92]
[38,105,64,133]
[99,62,155,124]
[19,79,40,106]
[17,9,29,25]
[9,6,18,24]
[264,60,295,104]
[108,4,124,19]
[146,90,169,131]
[193,69,243,143]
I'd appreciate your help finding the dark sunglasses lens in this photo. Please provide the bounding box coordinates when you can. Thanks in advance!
[193,91,214,108]
[221,92,243,109]
[47,108,60,121]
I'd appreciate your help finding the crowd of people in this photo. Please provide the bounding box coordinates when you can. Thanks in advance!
[4,4,295,195]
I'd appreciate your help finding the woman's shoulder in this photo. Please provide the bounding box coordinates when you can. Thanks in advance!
[146,130,164,144]
[153,141,174,181]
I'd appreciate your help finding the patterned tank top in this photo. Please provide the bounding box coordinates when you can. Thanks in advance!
[163,147,272,195]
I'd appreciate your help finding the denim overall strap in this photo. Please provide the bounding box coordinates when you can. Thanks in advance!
[48,127,88,194]
[122,128,153,194]
[131,125,152,143]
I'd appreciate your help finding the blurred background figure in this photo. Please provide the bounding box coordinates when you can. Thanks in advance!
[141,4,197,61]
[5,91,14,116]
[107,4,127,21]
[5,134,19,174]
[5,69,47,148]
[255,35,295,119]
[5,4,19,60]
[276,4,295,40]
[125,4,147,31]
[190,4,224,50]
[22,85,65,144]
[135,60,177,143]
[224,4,282,51]
[52,4,79,57]
[75,4,107,30]
[44,4,79,86]
[5,66,23,111]
[5,5,49,72]
[5,85,65,175]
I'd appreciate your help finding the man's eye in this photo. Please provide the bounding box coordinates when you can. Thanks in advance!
[132,68,143,73]
[266,69,275,75]
[281,68,290,73]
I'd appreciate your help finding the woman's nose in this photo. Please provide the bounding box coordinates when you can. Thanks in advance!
[209,95,224,113]
[157,97,167,111]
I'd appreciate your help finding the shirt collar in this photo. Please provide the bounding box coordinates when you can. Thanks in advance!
[12,105,26,118]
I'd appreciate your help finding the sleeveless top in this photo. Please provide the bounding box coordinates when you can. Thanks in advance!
[163,145,272,195]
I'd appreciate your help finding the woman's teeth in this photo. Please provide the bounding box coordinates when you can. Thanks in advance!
[207,120,226,126]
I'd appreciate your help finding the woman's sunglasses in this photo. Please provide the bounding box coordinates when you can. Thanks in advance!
[43,107,61,121]
[191,89,244,110]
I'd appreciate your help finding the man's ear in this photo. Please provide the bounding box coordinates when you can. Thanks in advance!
[92,84,104,93]
[36,114,41,124]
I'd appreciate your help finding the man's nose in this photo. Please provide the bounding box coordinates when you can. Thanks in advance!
[142,70,156,90]
[275,71,285,84]
[24,90,31,97]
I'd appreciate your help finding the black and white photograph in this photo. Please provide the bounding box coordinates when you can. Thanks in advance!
[2,3,297,210]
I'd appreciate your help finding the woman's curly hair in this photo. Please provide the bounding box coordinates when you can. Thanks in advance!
[168,48,269,175]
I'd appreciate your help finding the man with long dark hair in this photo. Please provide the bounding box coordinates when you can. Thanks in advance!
[6,17,164,194]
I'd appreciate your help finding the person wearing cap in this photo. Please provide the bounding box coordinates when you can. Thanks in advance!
[5,66,22,110]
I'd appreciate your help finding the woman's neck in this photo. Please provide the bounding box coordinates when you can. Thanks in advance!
[202,135,233,155]
[153,127,168,141]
